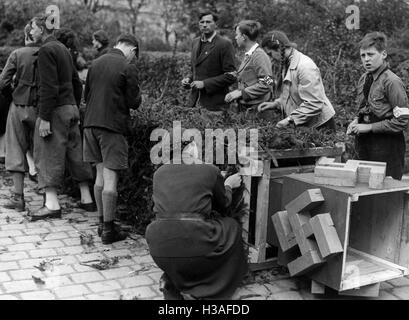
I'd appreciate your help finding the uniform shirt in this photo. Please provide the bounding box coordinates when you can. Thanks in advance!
[356,62,409,133]
[237,45,272,106]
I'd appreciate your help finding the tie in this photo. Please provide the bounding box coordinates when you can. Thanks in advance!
[363,73,373,101]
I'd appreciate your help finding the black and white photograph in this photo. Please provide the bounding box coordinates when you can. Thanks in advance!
[0,0,409,309]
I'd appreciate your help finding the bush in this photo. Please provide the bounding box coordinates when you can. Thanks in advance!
[116,51,351,234]
[0,46,17,68]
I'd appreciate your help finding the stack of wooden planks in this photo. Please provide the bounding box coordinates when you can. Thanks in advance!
[314,158,386,189]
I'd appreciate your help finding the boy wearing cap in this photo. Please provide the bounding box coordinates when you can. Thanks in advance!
[347,32,409,180]
[83,34,141,244]
[258,30,335,130]
[92,30,109,58]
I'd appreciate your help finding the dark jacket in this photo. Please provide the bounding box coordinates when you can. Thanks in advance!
[95,45,109,59]
[0,67,12,135]
[188,34,236,111]
[145,163,247,299]
[84,48,141,134]
[37,36,82,121]
[0,43,39,106]
[356,62,408,133]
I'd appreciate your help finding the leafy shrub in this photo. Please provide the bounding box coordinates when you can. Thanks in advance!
[0,46,17,68]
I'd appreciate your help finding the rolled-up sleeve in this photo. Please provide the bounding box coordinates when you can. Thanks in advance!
[371,77,409,133]
[290,65,326,125]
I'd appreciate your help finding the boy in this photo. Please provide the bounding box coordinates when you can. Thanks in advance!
[347,32,409,180]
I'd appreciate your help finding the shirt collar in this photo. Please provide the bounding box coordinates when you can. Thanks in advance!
[372,61,389,81]
[245,43,259,57]
[201,31,217,43]
[109,48,125,57]
[43,35,57,44]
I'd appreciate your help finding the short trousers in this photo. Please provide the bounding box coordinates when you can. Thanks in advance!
[83,127,129,170]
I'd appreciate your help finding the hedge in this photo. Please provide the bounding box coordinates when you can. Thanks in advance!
[2,47,409,233]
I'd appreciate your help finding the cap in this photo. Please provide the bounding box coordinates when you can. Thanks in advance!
[116,33,139,48]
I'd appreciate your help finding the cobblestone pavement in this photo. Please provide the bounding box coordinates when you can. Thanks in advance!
[1,165,409,300]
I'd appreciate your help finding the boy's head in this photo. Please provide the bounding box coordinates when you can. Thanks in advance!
[359,32,388,73]
[30,14,55,43]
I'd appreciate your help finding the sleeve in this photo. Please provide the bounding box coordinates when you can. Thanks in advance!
[241,51,273,101]
[124,64,141,110]
[289,65,327,125]
[371,77,409,133]
[211,169,233,214]
[0,51,17,92]
[38,47,59,121]
[84,67,91,104]
[72,65,83,107]
[202,41,237,94]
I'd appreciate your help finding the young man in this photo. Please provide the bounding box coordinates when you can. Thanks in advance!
[83,34,141,244]
[181,11,236,116]
[30,14,94,220]
[0,24,40,211]
[347,32,409,180]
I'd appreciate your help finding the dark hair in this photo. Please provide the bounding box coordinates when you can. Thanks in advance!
[359,32,387,52]
[116,33,139,58]
[236,20,261,41]
[24,23,34,42]
[199,11,219,22]
[55,28,79,52]
[261,33,279,50]
[93,29,109,46]
[31,14,55,35]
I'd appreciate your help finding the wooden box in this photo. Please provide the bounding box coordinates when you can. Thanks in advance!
[240,146,343,269]
[280,173,409,295]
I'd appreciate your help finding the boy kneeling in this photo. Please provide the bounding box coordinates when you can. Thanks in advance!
[347,32,409,180]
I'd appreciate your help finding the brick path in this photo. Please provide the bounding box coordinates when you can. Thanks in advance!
[1,164,408,300]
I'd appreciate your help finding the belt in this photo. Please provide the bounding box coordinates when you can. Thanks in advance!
[156,212,205,221]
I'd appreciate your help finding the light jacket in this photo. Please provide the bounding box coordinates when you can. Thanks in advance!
[277,49,335,128]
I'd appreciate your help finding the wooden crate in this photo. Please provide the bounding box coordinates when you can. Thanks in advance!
[240,146,344,269]
[279,173,409,296]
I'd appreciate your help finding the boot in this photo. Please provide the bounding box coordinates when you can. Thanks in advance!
[4,192,25,212]
[101,221,128,244]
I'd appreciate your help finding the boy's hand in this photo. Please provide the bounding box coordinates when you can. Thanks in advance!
[347,119,358,135]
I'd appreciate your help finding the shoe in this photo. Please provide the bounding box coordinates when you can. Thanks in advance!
[29,173,38,183]
[3,192,25,212]
[97,217,103,237]
[30,206,62,221]
[79,202,97,212]
[101,221,128,244]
